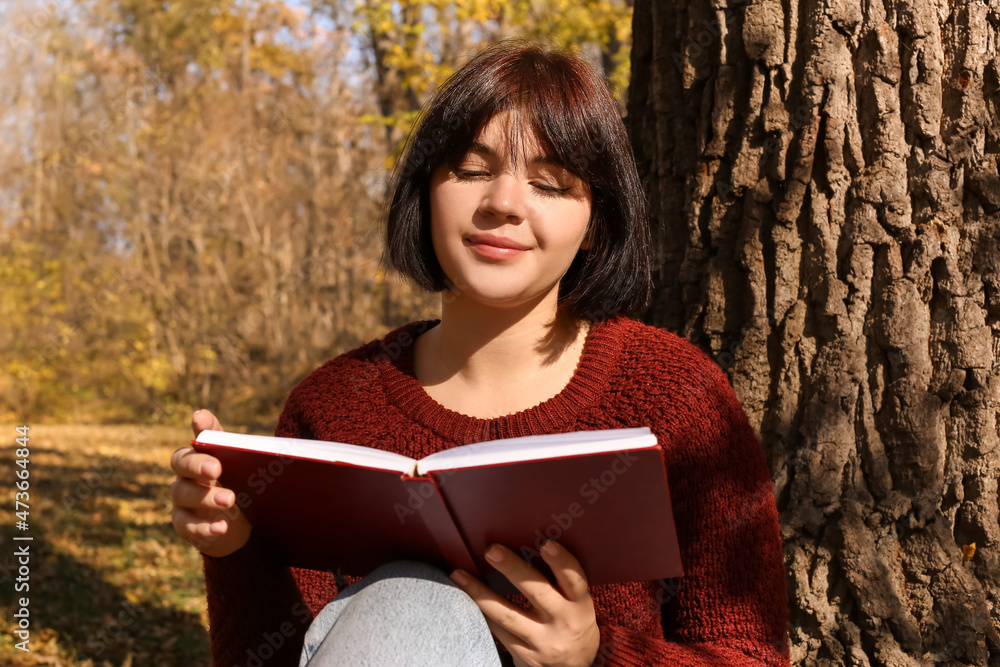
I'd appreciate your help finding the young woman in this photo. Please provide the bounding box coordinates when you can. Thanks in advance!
[170,40,790,666]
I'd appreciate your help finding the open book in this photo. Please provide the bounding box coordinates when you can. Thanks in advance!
[192,427,683,594]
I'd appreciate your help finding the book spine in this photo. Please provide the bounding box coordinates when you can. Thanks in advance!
[400,476,481,576]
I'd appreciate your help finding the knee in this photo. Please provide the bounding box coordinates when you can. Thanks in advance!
[366,559,454,586]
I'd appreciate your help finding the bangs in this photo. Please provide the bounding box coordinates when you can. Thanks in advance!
[440,111,565,176]
[421,48,614,184]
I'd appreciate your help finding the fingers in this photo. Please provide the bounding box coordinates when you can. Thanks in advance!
[176,410,224,482]
[481,617,532,657]
[173,410,252,558]
[481,543,566,619]
[449,568,537,643]
[170,476,235,512]
[452,543,599,666]
[171,492,252,557]
[172,505,230,541]
[170,447,222,482]
[191,409,223,438]
[539,540,591,604]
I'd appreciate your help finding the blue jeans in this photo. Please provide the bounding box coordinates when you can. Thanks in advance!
[298,560,503,666]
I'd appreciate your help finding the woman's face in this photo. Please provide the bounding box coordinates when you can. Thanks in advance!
[428,111,592,310]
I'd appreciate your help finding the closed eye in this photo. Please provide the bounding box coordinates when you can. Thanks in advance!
[454,168,490,178]
[532,183,572,197]
[454,168,572,197]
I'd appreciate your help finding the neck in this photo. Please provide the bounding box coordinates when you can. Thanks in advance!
[418,289,590,390]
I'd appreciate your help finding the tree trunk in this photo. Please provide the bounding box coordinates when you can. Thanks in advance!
[628,0,1000,664]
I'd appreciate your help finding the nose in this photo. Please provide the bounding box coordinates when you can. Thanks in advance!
[479,172,526,222]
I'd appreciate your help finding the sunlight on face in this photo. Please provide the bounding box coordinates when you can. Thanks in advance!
[428,110,593,309]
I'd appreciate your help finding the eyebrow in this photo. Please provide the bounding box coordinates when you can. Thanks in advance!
[467,141,564,168]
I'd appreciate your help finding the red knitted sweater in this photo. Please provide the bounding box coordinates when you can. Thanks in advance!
[201,314,790,666]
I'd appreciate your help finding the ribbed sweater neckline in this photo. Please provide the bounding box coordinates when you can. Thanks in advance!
[379,315,628,443]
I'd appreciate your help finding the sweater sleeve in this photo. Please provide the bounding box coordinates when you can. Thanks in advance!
[592,364,790,667]
[200,396,315,667]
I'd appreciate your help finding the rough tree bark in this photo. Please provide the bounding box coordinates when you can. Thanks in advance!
[628,0,1000,664]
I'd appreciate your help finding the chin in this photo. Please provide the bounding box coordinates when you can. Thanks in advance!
[465,293,531,307]
[448,284,536,308]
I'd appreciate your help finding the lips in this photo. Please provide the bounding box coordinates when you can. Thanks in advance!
[465,234,530,250]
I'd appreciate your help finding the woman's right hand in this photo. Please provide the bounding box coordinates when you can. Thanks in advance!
[170,409,252,557]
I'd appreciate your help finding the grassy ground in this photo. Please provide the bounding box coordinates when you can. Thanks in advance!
[0,424,240,666]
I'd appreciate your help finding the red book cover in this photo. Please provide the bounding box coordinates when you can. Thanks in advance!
[191,427,683,593]
[429,448,681,595]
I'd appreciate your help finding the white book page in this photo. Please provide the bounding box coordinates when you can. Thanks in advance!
[415,427,657,474]
[194,430,418,475]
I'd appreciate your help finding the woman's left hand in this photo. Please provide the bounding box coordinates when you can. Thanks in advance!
[449,539,601,667]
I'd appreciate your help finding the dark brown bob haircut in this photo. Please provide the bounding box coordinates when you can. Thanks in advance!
[380,39,652,321]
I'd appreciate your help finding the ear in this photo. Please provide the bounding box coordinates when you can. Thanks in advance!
[579,227,594,251]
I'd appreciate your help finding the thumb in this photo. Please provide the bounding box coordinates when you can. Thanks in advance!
[191,409,224,438]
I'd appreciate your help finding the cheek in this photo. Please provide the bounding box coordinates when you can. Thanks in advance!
[427,190,465,277]
[549,204,592,248]
[428,192,451,243]
[429,185,467,235]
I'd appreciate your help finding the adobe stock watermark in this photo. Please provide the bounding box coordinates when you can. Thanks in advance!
[709,93,822,204]
[391,444,485,525]
[672,0,753,73]
[516,449,642,568]
[348,275,469,394]
[179,103,292,220]
[591,577,683,666]
[347,293,627,398]
[206,117,454,349]
[235,563,352,666]
[724,478,776,534]
[714,307,775,372]
[400,108,471,178]
[61,456,124,512]
[563,133,611,175]
[84,599,143,656]
[581,298,618,325]
[618,576,684,633]
[237,600,313,667]
[392,472,457,525]
[51,66,169,177]
[0,405,178,590]
[22,262,145,381]
[183,443,297,554]
[200,229,375,365]
[2,0,72,57]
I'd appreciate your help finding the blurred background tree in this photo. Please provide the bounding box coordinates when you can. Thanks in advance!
[0,0,633,427]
